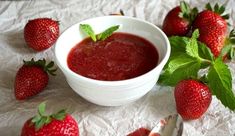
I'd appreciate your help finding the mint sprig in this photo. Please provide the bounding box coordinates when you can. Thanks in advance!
[97,25,119,41]
[80,24,120,42]
[207,58,235,109]
[80,24,97,42]
[158,29,235,110]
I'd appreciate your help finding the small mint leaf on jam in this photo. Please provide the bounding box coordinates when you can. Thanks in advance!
[97,25,120,41]
[80,24,97,42]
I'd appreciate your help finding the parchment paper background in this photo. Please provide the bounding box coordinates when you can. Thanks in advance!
[0,0,234,135]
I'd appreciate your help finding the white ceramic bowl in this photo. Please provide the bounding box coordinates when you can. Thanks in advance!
[55,16,170,106]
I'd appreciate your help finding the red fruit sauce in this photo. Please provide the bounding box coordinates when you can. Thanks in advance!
[67,32,159,81]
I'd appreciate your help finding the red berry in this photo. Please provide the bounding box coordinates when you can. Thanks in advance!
[14,59,56,100]
[174,79,212,120]
[15,66,48,100]
[21,103,79,136]
[24,18,59,51]
[127,127,150,136]
[162,6,190,36]
[192,5,228,57]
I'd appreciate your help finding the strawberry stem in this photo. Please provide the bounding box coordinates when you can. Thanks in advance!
[31,102,67,131]
[23,58,57,76]
[179,1,198,24]
[205,3,229,20]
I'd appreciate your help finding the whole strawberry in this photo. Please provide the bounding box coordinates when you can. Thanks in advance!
[14,59,56,100]
[21,102,79,136]
[162,1,198,36]
[24,18,59,51]
[174,79,212,120]
[192,3,229,57]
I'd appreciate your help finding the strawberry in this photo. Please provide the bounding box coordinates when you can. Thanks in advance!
[162,1,198,36]
[21,102,79,136]
[127,127,150,136]
[24,18,59,51]
[192,3,229,57]
[174,79,212,120]
[14,59,56,100]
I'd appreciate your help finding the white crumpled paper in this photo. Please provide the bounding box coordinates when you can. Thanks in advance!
[0,0,234,135]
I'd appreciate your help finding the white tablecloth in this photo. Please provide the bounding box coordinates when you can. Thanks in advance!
[0,0,234,135]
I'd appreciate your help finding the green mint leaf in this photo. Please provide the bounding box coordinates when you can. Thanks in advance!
[198,41,214,61]
[186,29,199,58]
[97,25,119,41]
[38,102,46,116]
[80,24,97,42]
[207,58,235,110]
[158,54,201,86]
[220,44,232,58]
[168,36,189,60]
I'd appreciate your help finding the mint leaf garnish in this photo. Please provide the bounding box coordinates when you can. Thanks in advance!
[80,24,119,42]
[97,25,120,41]
[207,58,235,110]
[80,24,97,42]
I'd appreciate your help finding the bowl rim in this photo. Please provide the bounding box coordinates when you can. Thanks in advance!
[55,15,171,86]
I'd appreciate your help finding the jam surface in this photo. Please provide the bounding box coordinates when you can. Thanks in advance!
[67,32,159,81]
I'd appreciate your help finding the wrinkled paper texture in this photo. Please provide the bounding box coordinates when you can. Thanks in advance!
[0,0,234,135]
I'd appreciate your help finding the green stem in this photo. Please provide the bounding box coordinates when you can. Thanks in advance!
[200,58,212,66]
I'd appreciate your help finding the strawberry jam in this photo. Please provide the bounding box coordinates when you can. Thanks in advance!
[67,32,159,81]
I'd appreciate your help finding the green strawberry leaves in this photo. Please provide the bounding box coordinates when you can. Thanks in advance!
[205,3,229,19]
[159,29,235,111]
[80,24,120,42]
[179,1,198,23]
[31,102,67,131]
[24,58,57,76]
